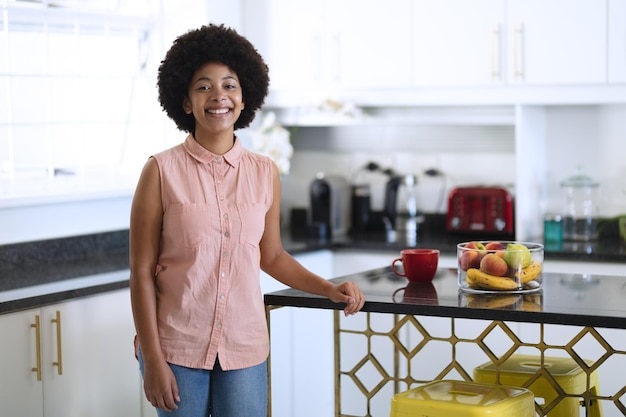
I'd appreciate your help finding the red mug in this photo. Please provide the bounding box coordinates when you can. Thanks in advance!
[391,249,440,283]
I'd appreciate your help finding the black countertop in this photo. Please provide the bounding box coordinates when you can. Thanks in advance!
[1,221,625,315]
[264,266,626,329]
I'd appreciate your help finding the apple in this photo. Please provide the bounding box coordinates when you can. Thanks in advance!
[504,243,532,268]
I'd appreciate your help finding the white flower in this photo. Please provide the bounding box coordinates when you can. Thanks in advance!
[250,112,294,175]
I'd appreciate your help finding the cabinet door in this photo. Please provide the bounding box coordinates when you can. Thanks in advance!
[0,309,45,416]
[412,0,505,86]
[291,250,334,417]
[263,250,334,417]
[41,289,140,417]
[244,0,327,96]
[609,0,626,83]
[330,0,413,89]
[506,0,607,84]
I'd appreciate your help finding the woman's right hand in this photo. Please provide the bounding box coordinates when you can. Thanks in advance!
[143,359,180,411]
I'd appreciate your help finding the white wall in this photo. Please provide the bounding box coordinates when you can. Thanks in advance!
[280,104,626,222]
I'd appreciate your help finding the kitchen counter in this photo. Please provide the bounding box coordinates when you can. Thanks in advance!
[1,223,625,315]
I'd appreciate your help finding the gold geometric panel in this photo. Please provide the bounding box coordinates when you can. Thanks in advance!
[335,312,626,417]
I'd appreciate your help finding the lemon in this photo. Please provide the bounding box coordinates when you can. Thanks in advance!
[504,243,531,268]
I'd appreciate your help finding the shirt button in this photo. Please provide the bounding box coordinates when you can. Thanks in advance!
[224,231,230,238]
[216,322,222,329]
[216,156,222,162]
[221,271,225,277]
[219,294,225,300]
[216,179,222,184]
[223,214,229,219]
[223,251,229,257]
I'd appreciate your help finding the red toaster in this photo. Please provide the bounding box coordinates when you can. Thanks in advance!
[446,187,514,234]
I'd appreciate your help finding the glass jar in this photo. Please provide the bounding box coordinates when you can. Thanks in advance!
[560,167,599,241]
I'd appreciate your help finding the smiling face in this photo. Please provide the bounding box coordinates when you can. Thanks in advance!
[183,62,244,140]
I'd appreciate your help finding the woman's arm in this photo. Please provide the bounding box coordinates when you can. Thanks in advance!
[259,163,365,316]
[129,158,180,411]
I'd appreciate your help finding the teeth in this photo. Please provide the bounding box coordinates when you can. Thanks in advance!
[207,108,229,114]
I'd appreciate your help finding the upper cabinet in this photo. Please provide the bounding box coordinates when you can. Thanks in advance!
[505,0,606,85]
[328,0,413,90]
[412,0,506,86]
[413,0,607,86]
[243,0,412,105]
[609,0,626,83]
[244,0,624,109]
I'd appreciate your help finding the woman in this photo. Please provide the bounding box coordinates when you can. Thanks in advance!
[129,24,365,417]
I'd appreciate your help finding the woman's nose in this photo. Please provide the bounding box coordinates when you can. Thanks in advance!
[210,88,226,101]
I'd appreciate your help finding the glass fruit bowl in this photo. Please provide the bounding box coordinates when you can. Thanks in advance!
[457,241,544,294]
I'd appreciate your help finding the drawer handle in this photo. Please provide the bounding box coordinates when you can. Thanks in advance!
[491,26,501,80]
[51,310,63,375]
[30,315,42,381]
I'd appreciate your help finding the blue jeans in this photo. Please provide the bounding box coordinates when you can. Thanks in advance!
[138,348,268,417]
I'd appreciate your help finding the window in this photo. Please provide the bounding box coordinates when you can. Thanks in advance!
[0,0,163,197]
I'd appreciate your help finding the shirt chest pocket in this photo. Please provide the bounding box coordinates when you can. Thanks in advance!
[164,203,217,249]
[237,202,266,247]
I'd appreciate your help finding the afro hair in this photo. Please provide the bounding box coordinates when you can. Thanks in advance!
[157,24,270,133]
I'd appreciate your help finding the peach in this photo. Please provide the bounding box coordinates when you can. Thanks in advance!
[459,250,480,271]
[485,241,504,251]
[465,241,486,251]
[479,253,509,277]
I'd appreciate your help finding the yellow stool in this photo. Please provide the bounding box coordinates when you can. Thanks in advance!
[390,380,535,417]
[473,354,602,417]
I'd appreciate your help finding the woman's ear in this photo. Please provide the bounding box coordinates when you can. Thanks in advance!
[183,97,192,114]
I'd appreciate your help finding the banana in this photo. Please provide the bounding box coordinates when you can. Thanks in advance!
[520,294,543,311]
[513,261,543,284]
[519,300,542,312]
[465,294,521,309]
[466,268,520,291]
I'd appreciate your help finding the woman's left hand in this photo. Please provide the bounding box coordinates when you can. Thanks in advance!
[328,281,365,316]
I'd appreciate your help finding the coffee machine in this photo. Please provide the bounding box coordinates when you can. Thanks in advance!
[309,172,350,239]
[350,162,395,234]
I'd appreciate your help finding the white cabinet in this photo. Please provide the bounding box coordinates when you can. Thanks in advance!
[328,0,412,90]
[264,249,334,417]
[506,0,607,85]
[412,0,506,86]
[243,0,412,105]
[412,0,607,87]
[0,289,140,417]
[0,309,45,416]
[609,0,626,83]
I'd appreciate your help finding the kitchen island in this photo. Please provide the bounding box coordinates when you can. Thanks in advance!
[264,267,626,417]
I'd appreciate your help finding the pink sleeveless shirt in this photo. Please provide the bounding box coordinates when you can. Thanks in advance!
[152,135,273,371]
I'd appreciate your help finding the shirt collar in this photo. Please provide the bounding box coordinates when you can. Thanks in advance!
[183,134,242,167]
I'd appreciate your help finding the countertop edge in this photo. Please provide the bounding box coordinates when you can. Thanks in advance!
[264,272,626,330]
[0,269,131,315]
